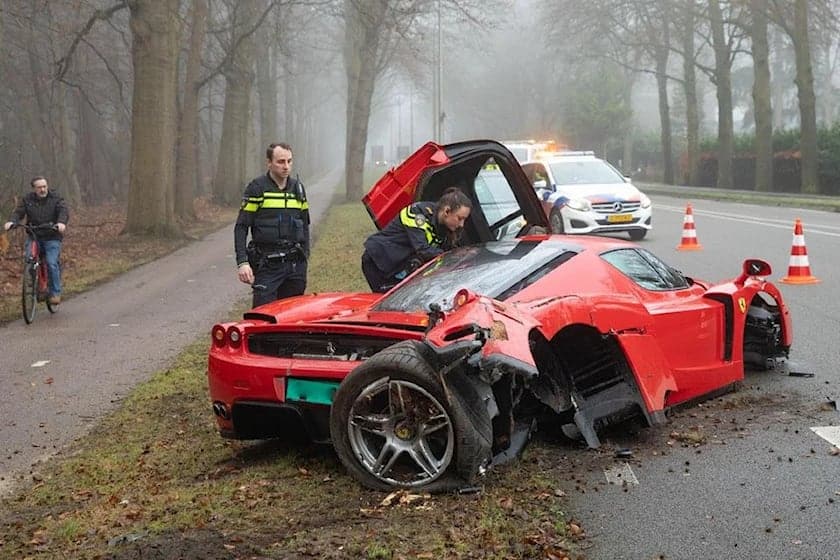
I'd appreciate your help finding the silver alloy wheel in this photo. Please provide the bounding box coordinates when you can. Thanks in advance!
[347,377,454,487]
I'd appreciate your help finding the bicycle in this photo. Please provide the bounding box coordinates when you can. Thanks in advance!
[10,223,60,324]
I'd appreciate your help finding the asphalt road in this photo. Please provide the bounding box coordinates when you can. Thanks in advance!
[567,195,840,560]
[0,169,342,495]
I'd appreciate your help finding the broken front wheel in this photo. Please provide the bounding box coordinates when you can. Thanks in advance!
[330,341,489,492]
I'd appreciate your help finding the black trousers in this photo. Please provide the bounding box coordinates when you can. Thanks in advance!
[252,258,307,307]
[361,251,393,293]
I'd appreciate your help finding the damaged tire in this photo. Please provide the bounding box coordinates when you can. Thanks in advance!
[330,341,490,492]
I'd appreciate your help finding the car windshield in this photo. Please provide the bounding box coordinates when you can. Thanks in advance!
[373,239,578,312]
[548,159,624,185]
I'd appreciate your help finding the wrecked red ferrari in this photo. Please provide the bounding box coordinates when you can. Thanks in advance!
[208,140,792,492]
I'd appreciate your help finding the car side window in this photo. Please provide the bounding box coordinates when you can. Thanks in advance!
[601,249,688,291]
[474,158,524,240]
[636,248,690,288]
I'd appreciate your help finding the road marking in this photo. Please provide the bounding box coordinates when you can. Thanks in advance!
[30,360,50,368]
[655,204,840,237]
[810,426,840,447]
[604,462,639,485]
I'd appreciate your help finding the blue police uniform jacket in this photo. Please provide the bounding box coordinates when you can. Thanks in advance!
[363,201,447,277]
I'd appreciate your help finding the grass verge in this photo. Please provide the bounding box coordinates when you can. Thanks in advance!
[0,201,584,560]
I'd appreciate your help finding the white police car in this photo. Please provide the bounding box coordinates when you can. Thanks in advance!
[521,152,652,240]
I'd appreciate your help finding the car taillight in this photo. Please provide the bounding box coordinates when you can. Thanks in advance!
[453,289,475,310]
[227,326,243,349]
[212,325,226,347]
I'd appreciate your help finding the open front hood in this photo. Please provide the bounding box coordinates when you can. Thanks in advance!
[363,140,548,234]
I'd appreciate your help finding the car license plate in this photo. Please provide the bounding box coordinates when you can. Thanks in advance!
[607,213,633,223]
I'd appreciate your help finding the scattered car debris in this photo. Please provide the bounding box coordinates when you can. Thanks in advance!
[604,462,638,486]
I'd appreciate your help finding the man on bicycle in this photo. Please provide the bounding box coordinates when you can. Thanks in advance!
[4,176,69,305]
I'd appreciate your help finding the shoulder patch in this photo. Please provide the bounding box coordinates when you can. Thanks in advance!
[414,214,427,227]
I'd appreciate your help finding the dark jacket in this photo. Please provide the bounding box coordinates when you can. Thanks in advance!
[8,190,69,241]
[234,174,310,266]
[363,201,448,277]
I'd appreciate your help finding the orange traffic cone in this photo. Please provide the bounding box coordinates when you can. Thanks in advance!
[676,203,702,250]
[780,218,820,284]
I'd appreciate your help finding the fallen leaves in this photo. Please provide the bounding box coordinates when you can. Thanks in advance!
[379,489,430,508]
[668,428,707,446]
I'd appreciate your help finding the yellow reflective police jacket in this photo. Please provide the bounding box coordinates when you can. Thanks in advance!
[362,201,445,277]
[234,174,310,266]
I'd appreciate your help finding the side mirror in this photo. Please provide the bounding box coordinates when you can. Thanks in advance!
[735,259,771,286]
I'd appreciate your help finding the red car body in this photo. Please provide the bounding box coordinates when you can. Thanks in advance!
[208,140,792,492]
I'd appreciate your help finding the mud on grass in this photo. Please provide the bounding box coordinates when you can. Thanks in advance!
[0,340,585,560]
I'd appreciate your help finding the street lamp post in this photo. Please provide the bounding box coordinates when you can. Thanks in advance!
[433,0,442,142]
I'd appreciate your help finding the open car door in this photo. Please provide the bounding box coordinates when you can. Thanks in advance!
[362,140,548,243]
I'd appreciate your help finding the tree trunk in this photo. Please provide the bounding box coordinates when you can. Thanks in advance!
[770,28,786,130]
[78,94,121,202]
[654,46,673,185]
[125,0,182,237]
[256,20,278,152]
[55,85,82,206]
[211,2,259,205]
[793,0,819,194]
[24,44,59,181]
[344,0,386,201]
[680,6,699,186]
[710,0,733,189]
[751,0,773,192]
[175,0,208,220]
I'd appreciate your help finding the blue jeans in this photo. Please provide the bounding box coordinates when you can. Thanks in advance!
[27,238,62,296]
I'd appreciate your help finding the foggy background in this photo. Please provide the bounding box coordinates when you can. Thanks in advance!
[1,0,838,235]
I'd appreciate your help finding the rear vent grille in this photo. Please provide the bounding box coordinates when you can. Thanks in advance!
[248,332,403,361]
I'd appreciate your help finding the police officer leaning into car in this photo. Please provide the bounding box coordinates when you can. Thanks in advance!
[234,143,310,308]
[361,187,472,293]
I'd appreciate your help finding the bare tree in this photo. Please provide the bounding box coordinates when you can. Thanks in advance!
[175,0,209,220]
[543,0,677,184]
[124,0,181,236]
[343,0,392,202]
[675,0,701,185]
[706,0,737,189]
[750,0,773,192]
[255,13,278,153]
[210,1,262,205]
[765,0,830,194]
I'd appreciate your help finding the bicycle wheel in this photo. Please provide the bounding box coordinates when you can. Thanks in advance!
[22,262,37,324]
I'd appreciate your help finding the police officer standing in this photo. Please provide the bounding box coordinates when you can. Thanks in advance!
[361,187,472,293]
[234,143,310,308]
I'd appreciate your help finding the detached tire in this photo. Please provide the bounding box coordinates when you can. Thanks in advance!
[330,341,490,493]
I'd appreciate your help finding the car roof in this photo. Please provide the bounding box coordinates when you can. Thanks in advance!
[525,151,602,164]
